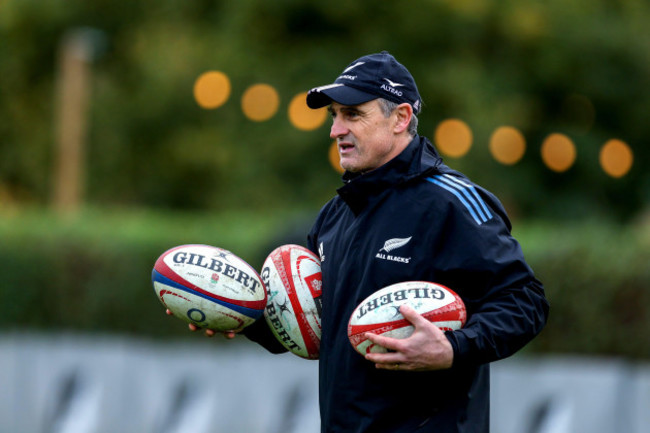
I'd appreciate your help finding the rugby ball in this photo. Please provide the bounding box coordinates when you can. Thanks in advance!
[261,244,322,359]
[152,244,267,332]
[348,281,466,355]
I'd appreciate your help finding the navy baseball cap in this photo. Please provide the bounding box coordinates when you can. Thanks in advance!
[306,51,422,114]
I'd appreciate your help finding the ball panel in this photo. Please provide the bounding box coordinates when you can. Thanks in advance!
[265,246,319,358]
[152,270,264,319]
[154,281,250,330]
[350,281,461,326]
[420,298,467,329]
[262,244,322,359]
[278,247,320,356]
[153,244,266,310]
[347,281,467,355]
[152,244,267,332]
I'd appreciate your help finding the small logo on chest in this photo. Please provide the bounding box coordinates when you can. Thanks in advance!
[376,236,412,264]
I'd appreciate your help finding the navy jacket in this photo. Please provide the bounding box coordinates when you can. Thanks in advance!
[247,135,548,432]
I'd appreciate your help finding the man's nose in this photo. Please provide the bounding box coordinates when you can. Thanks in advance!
[330,117,348,139]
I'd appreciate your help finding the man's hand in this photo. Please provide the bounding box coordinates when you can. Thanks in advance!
[165,309,238,339]
[364,305,454,371]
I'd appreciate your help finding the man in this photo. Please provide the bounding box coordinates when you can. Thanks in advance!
[302,51,548,432]
[184,51,549,432]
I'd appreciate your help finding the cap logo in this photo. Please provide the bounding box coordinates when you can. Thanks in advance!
[343,61,365,73]
[380,83,404,97]
[383,78,404,87]
[314,83,344,92]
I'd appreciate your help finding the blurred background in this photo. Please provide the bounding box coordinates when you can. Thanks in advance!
[1,0,649,432]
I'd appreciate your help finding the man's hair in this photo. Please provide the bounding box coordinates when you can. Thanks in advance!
[377,98,419,137]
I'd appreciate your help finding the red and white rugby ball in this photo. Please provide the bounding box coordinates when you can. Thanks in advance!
[261,244,322,359]
[152,244,267,332]
[348,281,466,355]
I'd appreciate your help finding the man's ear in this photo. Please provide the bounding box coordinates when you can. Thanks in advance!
[393,103,413,134]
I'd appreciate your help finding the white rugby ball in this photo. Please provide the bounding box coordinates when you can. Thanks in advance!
[261,244,322,359]
[348,281,466,355]
[152,244,267,332]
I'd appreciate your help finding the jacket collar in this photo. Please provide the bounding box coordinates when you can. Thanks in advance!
[337,135,442,214]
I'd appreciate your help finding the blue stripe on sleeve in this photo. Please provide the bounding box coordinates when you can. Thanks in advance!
[426,175,494,225]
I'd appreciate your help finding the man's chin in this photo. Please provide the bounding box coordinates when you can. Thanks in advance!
[340,156,362,172]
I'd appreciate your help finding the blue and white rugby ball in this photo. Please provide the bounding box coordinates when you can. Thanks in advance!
[152,244,267,332]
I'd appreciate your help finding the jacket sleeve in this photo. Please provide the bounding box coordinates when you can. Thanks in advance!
[433,186,550,367]
[241,316,288,354]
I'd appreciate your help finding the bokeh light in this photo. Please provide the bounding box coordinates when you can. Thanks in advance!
[288,92,328,131]
[541,133,576,172]
[489,126,526,165]
[191,77,635,182]
[241,83,280,122]
[193,71,231,109]
[329,141,344,174]
[600,139,633,178]
[434,119,473,158]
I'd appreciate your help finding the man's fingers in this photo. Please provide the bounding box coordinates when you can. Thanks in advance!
[169,310,234,339]
[366,332,401,352]
[399,304,429,328]
[364,333,406,369]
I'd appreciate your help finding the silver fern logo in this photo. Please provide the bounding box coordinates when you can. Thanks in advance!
[379,237,412,253]
[376,236,412,264]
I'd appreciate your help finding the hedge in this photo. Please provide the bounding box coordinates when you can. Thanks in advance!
[1,209,648,359]
[514,219,650,359]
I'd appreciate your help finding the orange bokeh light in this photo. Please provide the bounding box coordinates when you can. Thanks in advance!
[489,126,526,165]
[600,139,633,178]
[241,84,280,122]
[434,119,473,158]
[541,133,576,172]
[193,71,231,109]
[288,92,328,131]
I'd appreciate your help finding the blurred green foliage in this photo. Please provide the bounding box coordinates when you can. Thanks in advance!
[1,210,649,359]
[1,1,649,360]
[514,219,650,358]
[0,208,314,337]
[1,0,649,220]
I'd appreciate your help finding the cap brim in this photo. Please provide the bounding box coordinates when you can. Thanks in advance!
[306,84,377,109]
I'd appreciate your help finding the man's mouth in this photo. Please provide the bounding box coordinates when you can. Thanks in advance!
[339,142,355,154]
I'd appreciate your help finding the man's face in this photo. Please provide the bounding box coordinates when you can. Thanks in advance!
[328,100,400,173]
